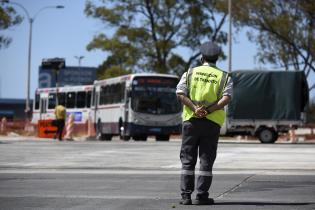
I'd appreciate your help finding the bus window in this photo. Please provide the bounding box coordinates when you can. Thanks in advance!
[35,93,40,110]
[66,92,76,108]
[58,92,66,106]
[100,86,106,105]
[48,93,56,109]
[112,84,119,103]
[104,86,110,104]
[119,83,125,103]
[131,77,181,114]
[98,83,126,105]
[87,91,92,108]
[77,91,86,108]
[107,85,114,104]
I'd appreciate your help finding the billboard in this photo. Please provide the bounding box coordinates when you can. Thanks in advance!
[39,66,97,88]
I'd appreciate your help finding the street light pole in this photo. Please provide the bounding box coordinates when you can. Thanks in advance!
[1,0,64,118]
[27,17,33,114]
[228,0,232,73]
[74,56,84,69]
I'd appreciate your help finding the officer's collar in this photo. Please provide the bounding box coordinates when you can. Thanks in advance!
[202,62,216,67]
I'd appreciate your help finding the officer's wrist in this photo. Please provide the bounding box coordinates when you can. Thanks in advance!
[192,105,198,113]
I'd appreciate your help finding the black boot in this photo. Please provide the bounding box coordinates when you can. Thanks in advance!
[179,194,192,205]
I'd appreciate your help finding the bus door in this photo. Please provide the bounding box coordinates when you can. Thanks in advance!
[92,86,100,123]
[39,92,49,120]
[124,87,130,126]
[120,86,131,138]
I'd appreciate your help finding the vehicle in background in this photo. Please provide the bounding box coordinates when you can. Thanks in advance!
[92,73,182,141]
[32,85,93,129]
[221,70,309,143]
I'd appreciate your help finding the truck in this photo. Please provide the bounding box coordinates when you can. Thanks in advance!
[220,70,309,143]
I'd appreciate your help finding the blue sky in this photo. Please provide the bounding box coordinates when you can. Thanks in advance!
[1,0,314,100]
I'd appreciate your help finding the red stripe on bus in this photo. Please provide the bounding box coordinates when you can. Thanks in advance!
[96,105,121,109]
[33,110,54,114]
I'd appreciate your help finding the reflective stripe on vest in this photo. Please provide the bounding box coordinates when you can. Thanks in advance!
[182,65,228,126]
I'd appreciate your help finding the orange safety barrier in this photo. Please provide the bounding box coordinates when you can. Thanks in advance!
[64,114,74,140]
[38,119,59,139]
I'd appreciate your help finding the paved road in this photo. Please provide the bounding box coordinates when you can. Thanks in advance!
[0,138,314,209]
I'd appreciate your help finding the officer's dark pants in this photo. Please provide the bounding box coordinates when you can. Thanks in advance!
[180,118,220,199]
[54,119,65,140]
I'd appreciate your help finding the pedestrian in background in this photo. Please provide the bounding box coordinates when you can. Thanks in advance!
[54,102,66,141]
[176,41,233,205]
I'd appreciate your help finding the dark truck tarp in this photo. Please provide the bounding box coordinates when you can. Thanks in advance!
[228,70,309,120]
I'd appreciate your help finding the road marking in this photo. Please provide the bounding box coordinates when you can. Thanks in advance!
[0,194,171,199]
[0,169,314,175]
[161,164,181,169]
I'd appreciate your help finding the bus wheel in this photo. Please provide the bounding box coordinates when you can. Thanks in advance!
[100,134,112,141]
[121,135,130,141]
[156,135,170,141]
[133,135,147,141]
[119,121,130,141]
[96,120,103,140]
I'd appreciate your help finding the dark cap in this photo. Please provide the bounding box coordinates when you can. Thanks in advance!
[200,41,221,59]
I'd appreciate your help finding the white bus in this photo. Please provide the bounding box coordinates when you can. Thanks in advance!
[92,73,182,141]
[32,85,93,129]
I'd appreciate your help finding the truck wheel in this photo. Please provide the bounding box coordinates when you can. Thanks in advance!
[156,135,170,141]
[257,127,278,143]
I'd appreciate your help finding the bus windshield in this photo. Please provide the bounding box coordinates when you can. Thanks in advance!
[131,76,181,115]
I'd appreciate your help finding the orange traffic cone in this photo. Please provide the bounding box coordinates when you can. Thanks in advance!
[64,114,74,140]
[0,117,7,135]
[289,129,297,143]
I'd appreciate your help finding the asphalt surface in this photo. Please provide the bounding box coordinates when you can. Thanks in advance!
[0,137,315,210]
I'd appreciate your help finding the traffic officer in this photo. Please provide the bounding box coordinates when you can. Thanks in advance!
[176,41,233,205]
[54,102,66,141]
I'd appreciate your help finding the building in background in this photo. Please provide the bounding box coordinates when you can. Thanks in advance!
[38,66,97,88]
[0,99,33,120]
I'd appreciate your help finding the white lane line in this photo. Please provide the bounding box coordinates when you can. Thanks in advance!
[0,194,169,199]
[0,169,314,175]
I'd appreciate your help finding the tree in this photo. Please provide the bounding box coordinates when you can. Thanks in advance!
[85,0,227,79]
[0,3,22,49]
[218,0,315,91]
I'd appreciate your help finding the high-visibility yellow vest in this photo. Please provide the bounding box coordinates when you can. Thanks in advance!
[182,64,228,126]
